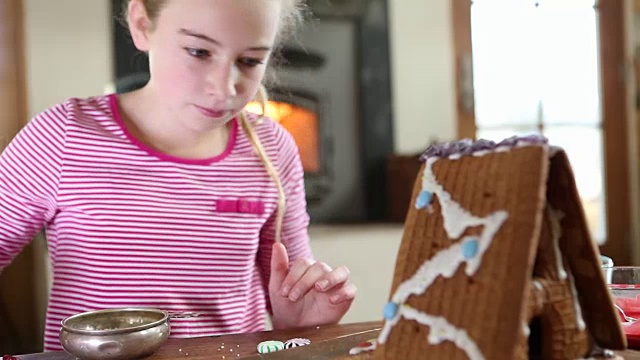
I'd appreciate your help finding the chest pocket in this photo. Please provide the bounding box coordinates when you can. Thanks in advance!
[216,198,265,215]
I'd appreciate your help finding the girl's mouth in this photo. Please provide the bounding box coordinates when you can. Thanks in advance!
[194,105,230,119]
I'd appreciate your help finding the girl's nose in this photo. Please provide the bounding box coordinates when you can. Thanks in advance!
[206,63,238,99]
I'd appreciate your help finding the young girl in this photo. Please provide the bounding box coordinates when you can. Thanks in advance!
[0,0,356,352]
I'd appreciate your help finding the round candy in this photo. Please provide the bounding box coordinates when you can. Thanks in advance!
[257,340,285,354]
[284,337,311,348]
[416,190,433,209]
[384,301,399,320]
[462,239,479,259]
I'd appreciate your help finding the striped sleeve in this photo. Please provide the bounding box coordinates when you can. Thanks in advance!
[0,104,67,271]
[256,120,313,307]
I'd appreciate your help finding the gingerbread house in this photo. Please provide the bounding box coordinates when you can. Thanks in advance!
[347,136,626,359]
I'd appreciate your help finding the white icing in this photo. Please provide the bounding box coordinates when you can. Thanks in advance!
[378,156,508,360]
[422,158,508,245]
[567,271,587,331]
[549,145,562,157]
[378,310,401,344]
[388,230,502,308]
[548,204,585,331]
[402,305,484,360]
[532,279,544,291]
[547,205,568,280]
[472,150,491,157]
[514,142,537,149]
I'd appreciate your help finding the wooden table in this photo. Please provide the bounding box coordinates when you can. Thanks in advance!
[12,321,640,359]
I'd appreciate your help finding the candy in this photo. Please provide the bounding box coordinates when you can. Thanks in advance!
[284,337,311,348]
[416,190,433,209]
[384,301,399,320]
[462,239,479,259]
[348,339,377,355]
[257,340,285,354]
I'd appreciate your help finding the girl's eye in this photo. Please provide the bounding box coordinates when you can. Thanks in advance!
[238,57,264,67]
[185,48,210,58]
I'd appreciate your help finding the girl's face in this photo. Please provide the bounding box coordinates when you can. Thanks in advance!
[129,0,282,131]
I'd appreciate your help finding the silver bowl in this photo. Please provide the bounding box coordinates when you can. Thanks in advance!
[59,308,170,360]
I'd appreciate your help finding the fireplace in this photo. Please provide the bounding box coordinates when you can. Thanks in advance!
[245,97,321,174]
[110,0,393,223]
[246,89,330,211]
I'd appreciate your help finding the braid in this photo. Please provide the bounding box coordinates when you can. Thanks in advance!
[253,85,269,124]
[240,86,286,243]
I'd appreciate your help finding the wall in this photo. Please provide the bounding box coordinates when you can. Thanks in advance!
[309,224,403,323]
[388,0,457,154]
[24,0,113,115]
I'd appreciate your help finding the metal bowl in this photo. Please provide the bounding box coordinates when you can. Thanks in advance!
[59,308,170,360]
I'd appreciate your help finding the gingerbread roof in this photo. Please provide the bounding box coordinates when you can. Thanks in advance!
[357,136,625,360]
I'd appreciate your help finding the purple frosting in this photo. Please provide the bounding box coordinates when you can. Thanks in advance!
[420,134,548,162]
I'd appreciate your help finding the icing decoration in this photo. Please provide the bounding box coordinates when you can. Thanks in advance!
[416,190,433,209]
[378,155,509,360]
[284,338,311,348]
[548,145,562,157]
[547,204,585,331]
[581,348,616,359]
[547,206,568,280]
[420,158,508,261]
[384,302,399,320]
[420,135,548,162]
[567,271,586,331]
[348,339,377,355]
[257,340,285,354]
[402,305,484,360]
[532,279,543,291]
[471,150,491,157]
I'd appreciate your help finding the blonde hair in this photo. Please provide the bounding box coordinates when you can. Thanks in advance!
[123,0,307,47]
[240,85,287,244]
[123,0,307,243]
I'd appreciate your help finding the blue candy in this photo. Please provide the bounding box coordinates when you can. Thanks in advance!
[383,302,399,320]
[462,239,479,259]
[415,190,433,209]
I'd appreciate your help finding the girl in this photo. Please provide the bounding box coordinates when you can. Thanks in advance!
[0,0,356,351]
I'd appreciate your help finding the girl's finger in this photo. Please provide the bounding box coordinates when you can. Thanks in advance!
[315,265,350,292]
[279,257,315,297]
[326,283,358,305]
[286,261,332,302]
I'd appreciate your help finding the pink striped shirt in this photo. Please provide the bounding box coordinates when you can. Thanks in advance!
[0,94,312,351]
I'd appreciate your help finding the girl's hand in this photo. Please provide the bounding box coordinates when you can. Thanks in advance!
[268,242,357,329]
